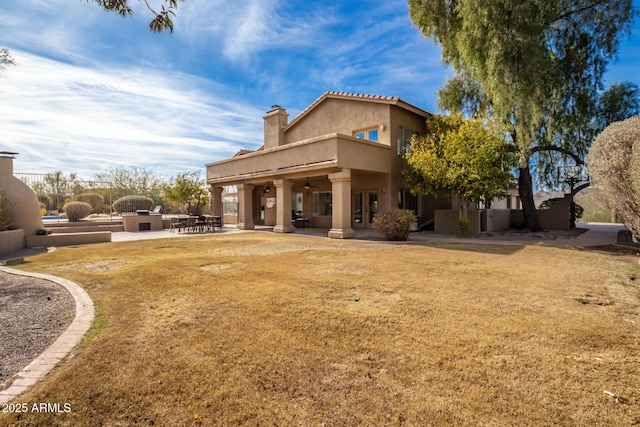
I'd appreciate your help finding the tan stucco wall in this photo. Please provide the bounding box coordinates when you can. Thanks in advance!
[122,214,163,232]
[0,229,25,255]
[0,156,44,237]
[284,98,391,146]
[207,135,391,184]
[435,209,483,236]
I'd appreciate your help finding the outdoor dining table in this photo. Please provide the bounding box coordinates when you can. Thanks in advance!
[171,215,222,233]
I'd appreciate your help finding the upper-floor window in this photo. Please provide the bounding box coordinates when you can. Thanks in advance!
[353,127,379,142]
[397,127,418,155]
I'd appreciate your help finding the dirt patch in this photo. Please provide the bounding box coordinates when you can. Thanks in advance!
[55,260,128,272]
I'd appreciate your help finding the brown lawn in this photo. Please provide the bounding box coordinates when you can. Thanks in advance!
[1,233,639,426]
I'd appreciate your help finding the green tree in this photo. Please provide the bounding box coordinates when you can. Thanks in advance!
[404,115,515,235]
[597,82,640,129]
[165,172,210,215]
[87,0,184,33]
[409,0,636,231]
[588,116,640,241]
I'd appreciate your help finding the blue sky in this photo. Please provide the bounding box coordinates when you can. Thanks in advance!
[1,0,639,179]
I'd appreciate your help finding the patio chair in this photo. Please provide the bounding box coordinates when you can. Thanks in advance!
[169,217,183,233]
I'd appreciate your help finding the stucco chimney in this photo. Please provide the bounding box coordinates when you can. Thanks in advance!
[263,105,289,150]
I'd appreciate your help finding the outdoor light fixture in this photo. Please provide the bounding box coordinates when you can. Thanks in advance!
[264,183,271,193]
[304,177,311,190]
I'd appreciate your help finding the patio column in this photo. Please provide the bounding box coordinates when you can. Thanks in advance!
[328,169,355,239]
[210,185,223,223]
[273,178,295,233]
[237,183,255,230]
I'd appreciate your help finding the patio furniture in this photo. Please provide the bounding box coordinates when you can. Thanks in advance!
[206,215,222,231]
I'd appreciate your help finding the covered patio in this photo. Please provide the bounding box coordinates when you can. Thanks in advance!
[206,133,392,239]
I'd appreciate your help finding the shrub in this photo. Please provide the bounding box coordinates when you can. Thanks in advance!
[0,191,14,231]
[588,116,640,241]
[459,217,470,237]
[112,195,154,214]
[37,193,53,211]
[74,192,104,212]
[62,202,92,222]
[372,209,417,241]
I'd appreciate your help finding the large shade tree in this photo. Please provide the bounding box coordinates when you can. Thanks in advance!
[409,0,636,231]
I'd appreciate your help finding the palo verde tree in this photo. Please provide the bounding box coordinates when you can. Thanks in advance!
[409,0,636,231]
[87,0,184,33]
[404,114,515,236]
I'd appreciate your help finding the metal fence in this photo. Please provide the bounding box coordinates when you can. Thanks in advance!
[15,172,169,224]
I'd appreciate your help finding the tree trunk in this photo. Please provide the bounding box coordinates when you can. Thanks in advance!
[518,166,543,231]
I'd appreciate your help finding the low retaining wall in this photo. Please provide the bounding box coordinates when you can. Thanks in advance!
[46,224,124,233]
[26,231,111,248]
[435,210,482,236]
[0,229,25,255]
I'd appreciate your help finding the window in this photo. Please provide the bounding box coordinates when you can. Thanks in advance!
[397,126,417,155]
[222,185,238,215]
[397,188,418,213]
[312,191,332,216]
[353,127,379,142]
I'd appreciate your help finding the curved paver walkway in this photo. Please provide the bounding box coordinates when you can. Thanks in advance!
[0,267,94,404]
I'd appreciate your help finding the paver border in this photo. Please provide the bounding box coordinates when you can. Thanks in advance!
[0,267,94,403]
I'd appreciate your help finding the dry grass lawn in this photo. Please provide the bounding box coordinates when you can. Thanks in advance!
[1,232,639,426]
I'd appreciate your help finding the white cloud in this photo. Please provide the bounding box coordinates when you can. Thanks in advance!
[176,0,337,63]
[0,51,264,178]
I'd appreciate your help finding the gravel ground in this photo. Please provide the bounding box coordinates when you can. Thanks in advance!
[0,271,75,390]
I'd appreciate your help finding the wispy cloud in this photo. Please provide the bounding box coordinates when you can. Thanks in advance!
[0,51,264,178]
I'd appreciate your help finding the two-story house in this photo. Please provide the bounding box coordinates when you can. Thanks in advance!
[206,91,454,238]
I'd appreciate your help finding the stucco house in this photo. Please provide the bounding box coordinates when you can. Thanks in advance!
[205,92,519,238]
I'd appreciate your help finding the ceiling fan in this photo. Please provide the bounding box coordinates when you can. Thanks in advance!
[304,177,319,190]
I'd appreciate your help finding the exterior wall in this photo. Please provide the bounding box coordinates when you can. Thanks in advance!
[0,229,25,255]
[26,231,111,248]
[0,156,44,238]
[418,194,452,223]
[207,135,391,184]
[388,105,430,215]
[485,209,512,232]
[284,98,391,146]
[435,209,483,236]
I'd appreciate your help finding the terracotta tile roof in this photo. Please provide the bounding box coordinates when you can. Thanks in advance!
[233,149,254,157]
